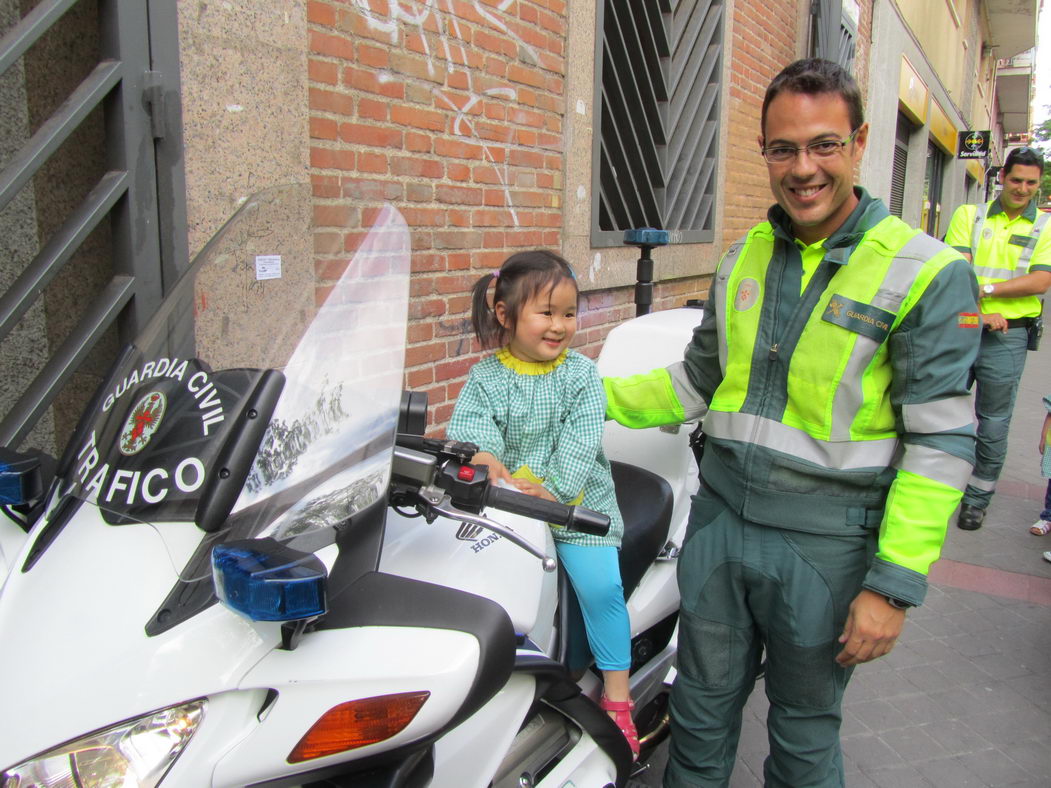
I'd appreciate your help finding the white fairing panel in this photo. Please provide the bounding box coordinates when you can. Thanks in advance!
[0,503,278,767]
[598,306,703,530]
[380,509,558,645]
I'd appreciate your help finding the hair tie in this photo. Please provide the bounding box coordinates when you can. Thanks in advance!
[491,270,500,280]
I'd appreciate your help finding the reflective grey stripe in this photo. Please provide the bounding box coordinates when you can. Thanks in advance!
[972,203,1049,277]
[967,475,996,492]
[970,201,987,257]
[703,410,899,469]
[974,263,1024,279]
[830,334,880,441]
[1019,211,1050,269]
[901,395,975,434]
[714,239,747,376]
[827,231,938,440]
[667,361,708,421]
[895,444,972,490]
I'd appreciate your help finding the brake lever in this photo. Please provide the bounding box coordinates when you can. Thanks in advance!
[429,498,558,573]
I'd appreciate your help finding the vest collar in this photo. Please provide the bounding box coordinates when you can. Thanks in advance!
[988,196,1038,222]
[768,187,890,265]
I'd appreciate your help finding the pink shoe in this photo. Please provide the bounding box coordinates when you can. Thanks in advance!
[600,695,639,760]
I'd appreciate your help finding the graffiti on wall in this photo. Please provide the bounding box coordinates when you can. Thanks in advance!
[350,0,553,227]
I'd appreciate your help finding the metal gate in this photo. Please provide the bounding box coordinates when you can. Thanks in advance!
[0,0,184,453]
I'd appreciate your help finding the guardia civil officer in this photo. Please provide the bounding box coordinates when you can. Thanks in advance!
[945,146,1051,531]
[604,59,981,787]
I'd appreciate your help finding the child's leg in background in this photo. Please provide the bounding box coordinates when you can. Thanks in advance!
[1042,479,1051,521]
[554,542,631,680]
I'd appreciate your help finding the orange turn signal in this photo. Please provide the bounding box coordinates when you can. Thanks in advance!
[287,691,431,763]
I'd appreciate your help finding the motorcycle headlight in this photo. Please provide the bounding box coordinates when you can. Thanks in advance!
[1,700,205,788]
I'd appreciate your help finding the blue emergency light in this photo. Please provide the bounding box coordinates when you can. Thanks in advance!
[212,538,327,622]
[0,450,41,506]
[623,228,669,247]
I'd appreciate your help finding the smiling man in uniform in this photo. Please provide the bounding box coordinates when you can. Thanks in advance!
[946,147,1051,532]
[603,58,981,787]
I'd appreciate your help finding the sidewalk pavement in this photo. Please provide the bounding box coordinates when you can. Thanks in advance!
[634,317,1051,787]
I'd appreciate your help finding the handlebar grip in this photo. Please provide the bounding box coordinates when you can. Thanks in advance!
[484,486,610,537]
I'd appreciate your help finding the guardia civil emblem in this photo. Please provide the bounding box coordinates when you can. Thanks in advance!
[734,278,760,311]
[119,391,167,456]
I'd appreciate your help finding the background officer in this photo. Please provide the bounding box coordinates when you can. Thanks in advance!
[946,147,1051,530]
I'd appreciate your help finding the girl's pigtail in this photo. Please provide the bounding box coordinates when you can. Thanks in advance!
[469,271,502,349]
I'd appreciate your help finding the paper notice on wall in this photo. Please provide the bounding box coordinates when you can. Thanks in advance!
[255,255,282,281]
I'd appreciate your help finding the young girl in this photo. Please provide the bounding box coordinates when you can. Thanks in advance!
[446,250,637,757]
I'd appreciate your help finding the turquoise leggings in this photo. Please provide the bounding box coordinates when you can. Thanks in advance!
[555,542,631,671]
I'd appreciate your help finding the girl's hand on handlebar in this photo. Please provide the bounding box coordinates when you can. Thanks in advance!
[472,452,513,484]
[511,478,557,502]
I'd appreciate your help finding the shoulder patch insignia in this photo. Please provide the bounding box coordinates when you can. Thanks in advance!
[734,277,760,311]
[958,313,981,328]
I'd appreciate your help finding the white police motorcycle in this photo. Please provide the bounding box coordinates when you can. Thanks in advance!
[0,184,701,788]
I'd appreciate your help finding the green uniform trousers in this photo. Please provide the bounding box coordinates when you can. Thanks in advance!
[962,326,1029,510]
[664,486,876,788]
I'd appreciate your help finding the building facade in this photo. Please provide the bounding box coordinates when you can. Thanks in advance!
[0,0,1037,451]
[862,0,1037,240]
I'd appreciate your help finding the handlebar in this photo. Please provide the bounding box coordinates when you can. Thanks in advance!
[484,485,610,537]
[391,435,611,538]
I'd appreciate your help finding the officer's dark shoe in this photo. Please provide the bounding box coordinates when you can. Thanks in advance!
[957,504,986,531]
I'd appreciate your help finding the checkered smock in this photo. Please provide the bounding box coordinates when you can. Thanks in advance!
[448,347,624,547]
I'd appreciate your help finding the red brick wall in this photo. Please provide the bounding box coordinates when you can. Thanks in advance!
[306,1,811,433]
[722,1,802,245]
[307,1,578,430]
[853,1,873,117]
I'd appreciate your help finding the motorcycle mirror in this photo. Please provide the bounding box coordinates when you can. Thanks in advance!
[398,390,429,436]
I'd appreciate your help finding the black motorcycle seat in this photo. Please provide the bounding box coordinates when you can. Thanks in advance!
[555,461,675,672]
[611,460,673,599]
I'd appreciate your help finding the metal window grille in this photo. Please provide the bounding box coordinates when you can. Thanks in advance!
[591,0,724,246]
[811,0,855,73]
[890,113,911,218]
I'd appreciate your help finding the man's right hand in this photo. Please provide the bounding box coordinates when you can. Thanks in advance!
[982,312,1008,333]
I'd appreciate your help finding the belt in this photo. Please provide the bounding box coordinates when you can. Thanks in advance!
[1003,318,1036,329]
[982,317,1035,331]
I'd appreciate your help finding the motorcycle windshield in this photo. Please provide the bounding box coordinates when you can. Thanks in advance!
[52,183,410,548]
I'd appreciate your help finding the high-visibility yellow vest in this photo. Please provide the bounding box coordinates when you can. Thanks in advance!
[607,213,978,598]
[711,219,943,448]
[958,202,1050,319]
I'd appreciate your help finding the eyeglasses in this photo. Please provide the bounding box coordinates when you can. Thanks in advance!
[761,128,862,164]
